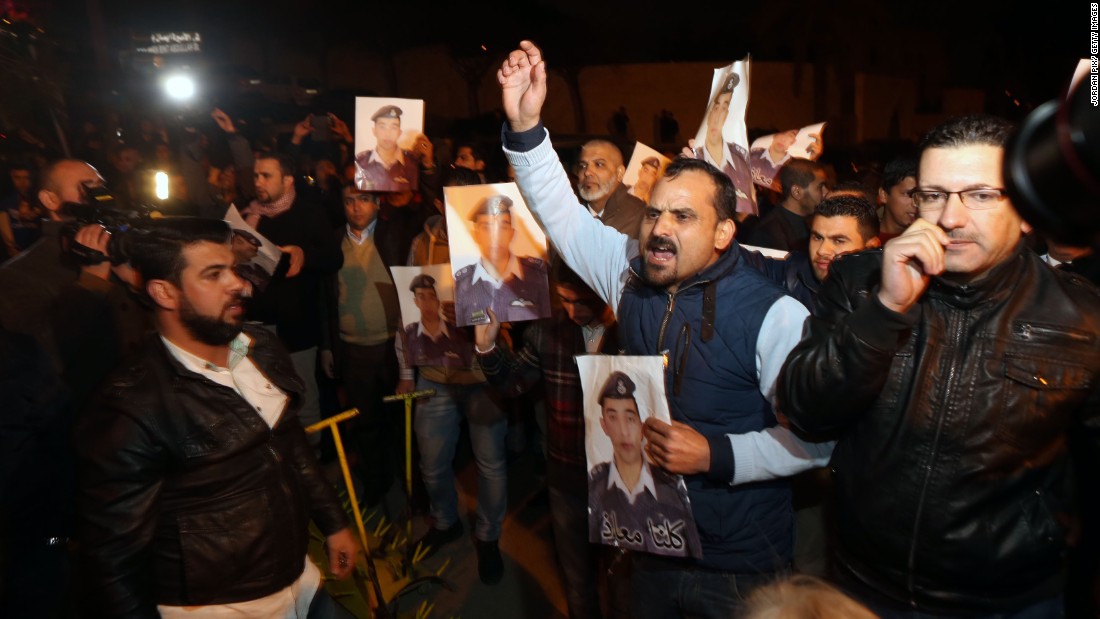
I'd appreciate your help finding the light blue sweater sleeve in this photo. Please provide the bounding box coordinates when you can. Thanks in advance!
[504,129,637,314]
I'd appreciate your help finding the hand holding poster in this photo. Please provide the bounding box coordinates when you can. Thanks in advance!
[224,205,283,292]
[579,355,702,559]
[445,183,550,327]
[391,264,472,368]
[353,97,425,192]
[623,142,671,205]
[692,60,757,216]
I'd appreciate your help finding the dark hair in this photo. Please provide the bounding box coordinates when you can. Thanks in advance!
[127,218,233,288]
[456,143,483,161]
[550,260,590,290]
[662,157,737,221]
[778,158,824,200]
[828,180,875,205]
[256,152,297,177]
[881,157,917,192]
[443,166,482,187]
[918,114,1015,154]
[814,195,879,242]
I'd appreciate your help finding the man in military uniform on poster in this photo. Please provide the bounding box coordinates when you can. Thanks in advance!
[230,228,271,292]
[588,371,701,559]
[453,194,549,325]
[693,73,756,218]
[401,273,472,368]
[354,105,420,193]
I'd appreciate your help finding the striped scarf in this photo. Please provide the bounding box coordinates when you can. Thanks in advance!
[241,188,296,227]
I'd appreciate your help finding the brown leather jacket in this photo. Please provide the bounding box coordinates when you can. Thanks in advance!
[779,244,1100,613]
[77,325,348,616]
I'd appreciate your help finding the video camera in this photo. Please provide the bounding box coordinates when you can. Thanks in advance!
[1005,77,1100,245]
[60,184,163,266]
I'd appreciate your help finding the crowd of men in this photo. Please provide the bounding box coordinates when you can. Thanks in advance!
[0,37,1097,619]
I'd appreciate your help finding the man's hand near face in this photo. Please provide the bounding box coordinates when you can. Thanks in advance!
[877,218,949,314]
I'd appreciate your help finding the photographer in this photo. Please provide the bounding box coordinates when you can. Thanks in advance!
[0,159,149,617]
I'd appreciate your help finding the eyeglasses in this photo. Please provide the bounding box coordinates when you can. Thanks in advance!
[910,188,1007,211]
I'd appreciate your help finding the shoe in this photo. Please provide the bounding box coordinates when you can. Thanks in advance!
[475,539,504,585]
[414,521,464,560]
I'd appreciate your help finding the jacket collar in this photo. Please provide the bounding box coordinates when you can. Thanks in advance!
[927,241,1027,310]
[153,325,305,397]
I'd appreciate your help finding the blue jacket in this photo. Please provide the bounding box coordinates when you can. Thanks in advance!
[619,245,793,572]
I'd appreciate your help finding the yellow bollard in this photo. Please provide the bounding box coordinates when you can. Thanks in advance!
[306,408,390,618]
[381,389,435,566]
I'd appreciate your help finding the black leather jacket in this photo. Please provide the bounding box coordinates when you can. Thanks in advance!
[77,325,349,616]
[778,244,1100,613]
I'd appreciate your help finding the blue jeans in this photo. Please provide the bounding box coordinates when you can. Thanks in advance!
[630,554,784,619]
[414,377,507,541]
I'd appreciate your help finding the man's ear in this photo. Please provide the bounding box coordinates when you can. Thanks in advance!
[146,279,179,311]
[877,187,888,206]
[282,174,294,193]
[790,185,804,201]
[715,217,736,251]
[615,165,625,182]
[865,236,882,249]
[38,189,61,214]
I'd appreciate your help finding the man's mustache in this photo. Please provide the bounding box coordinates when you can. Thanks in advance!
[646,237,677,254]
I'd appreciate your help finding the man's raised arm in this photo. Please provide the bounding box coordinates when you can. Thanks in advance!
[498,41,547,134]
[498,41,634,310]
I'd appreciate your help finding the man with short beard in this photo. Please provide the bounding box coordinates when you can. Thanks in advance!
[77,218,358,617]
[576,140,645,237]
[498,41,832,618]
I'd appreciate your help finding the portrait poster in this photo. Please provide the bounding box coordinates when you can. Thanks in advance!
[787,121,827,161]
[444,182,551,327]
[224,205,282,292]
[390,264,472,368]
[749,121,827,191]
[578,355,702,559]
[623,142,671,205]
[353,96,425,192]
[691,59,757,216]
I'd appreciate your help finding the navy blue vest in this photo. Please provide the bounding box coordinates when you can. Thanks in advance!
[617,245,794,572]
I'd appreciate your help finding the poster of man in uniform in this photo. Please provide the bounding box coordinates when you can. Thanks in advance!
[390,264,472,368]
[623,142,671,205]
[444,182,550,327]
[749,121,827,191]
[224,205,282,292]
[353,97,425,193]
[578,355,702,559]
[691,60,757,217]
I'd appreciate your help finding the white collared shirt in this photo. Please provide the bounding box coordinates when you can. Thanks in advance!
[161,333,287,428]
[607,458,657,505]
[470,255,524,288]
[701,142,731,171]
[367,147,406,169]
[346,218,379,246]
[416,319,451,341]
[157,335,318,618]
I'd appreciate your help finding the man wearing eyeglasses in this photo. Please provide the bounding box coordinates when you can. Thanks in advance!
[779,115,1100,617]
